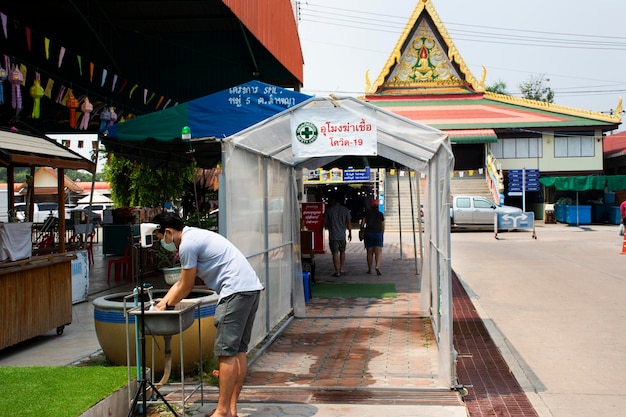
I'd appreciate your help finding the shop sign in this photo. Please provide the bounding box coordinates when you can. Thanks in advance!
[343,167,370,181]
[303,167,372,183]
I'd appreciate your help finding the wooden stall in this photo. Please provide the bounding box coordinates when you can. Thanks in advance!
[0,129,96,349]
[0,254,74,350]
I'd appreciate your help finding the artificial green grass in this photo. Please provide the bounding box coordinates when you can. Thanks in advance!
[312,283,397,298]
[0,366,132,417]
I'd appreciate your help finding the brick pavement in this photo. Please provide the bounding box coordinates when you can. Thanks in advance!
[453,270,539,417]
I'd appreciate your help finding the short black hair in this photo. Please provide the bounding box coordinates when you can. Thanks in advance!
[151,212,185,233]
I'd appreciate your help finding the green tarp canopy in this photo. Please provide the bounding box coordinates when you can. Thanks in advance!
[539,175,626,192]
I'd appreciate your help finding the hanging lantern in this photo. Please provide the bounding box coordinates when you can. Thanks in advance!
[108,106,117,126]
[99,106,110,132]
[78,96,93,130]
[29,78,44,118]
[0,65,6,105]
[66,90,79,128]
[9,65,23,110]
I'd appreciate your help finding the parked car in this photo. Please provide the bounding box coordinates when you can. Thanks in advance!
[67,204,111,224]
[67,208,102,224]
[14,202,58,223]
[450,195,522,226]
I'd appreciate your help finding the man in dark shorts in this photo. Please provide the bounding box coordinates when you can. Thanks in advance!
[151,212,264,417]
[324,194,352,277]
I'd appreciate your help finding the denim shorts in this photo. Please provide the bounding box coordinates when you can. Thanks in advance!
[213,290,261,357]
[364,232,384,249]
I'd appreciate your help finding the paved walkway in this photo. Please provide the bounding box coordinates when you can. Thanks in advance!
[452,222,626,417]
[0,225,566,417]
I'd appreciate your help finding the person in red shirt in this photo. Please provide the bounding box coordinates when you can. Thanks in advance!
[621,200,626,225]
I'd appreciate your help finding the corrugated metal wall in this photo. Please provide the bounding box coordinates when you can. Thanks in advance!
[224,0,304,85]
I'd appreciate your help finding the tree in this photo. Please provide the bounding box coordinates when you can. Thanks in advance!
[0,167,29,183]
[486,80,509,95]
[0,167,104,183]
[65,169,105,182]
[103,154,194,208]
[519,74,554,103]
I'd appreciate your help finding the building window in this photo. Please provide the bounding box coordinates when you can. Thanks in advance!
[554,136,594,157]
[490,137,542,159]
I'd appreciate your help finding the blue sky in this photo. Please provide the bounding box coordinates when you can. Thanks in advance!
[297,0,626,121]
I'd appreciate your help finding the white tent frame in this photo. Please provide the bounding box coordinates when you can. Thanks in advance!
[193,96,456,387]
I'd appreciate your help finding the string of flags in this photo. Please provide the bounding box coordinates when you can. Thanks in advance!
[0,11,178,130]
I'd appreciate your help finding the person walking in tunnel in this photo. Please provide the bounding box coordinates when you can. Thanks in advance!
[360,198,385,275]
[324,193,352,277]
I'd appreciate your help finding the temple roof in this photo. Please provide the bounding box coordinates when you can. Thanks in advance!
[366,0,482,96]
[368,93,621,130]
[365,0,621,132]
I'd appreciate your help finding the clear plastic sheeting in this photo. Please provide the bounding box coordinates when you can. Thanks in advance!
[216,96,455,387]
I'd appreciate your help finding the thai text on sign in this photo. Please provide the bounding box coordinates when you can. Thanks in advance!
[301,202,324,231]
[227,84,298,108]
[291,108,377,157]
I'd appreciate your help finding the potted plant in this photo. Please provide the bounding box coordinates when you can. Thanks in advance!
[155,245,181,285]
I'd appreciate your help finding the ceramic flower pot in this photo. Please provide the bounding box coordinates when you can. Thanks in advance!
[93,288,218,372]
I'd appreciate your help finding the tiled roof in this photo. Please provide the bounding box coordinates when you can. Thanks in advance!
[365,0,621,132]
[604,131,626,157]
[371,96,617,130]
[445,129,497,143]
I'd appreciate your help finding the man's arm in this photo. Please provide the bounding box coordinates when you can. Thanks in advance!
[155,266,197,310]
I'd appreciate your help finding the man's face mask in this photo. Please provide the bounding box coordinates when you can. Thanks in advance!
[160,231,177,252]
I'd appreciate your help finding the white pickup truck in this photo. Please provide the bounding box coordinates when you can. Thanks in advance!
[14,202,59,223]
[450,195,522,226]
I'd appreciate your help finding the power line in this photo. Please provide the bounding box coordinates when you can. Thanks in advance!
[300,15,626,50]
[302,3,408,23]
[297,2,626,100]
[299,3,626,50]
[300,2,626,41]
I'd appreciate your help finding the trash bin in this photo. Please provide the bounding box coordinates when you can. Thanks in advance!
[545,204,556,224]
[302,272,312,302]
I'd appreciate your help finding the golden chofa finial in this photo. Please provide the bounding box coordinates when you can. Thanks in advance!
[615,97,623,118]
[479,66,487,92]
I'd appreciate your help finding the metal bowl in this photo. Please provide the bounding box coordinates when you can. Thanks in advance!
[128,299,199,336]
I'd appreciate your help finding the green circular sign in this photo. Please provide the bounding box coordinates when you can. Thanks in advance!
[295,122,318,144]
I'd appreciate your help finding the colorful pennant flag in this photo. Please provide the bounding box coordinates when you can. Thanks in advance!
[25,27,31,51]
[44,78,54,98]
[1,13,7,39]
[58,47,65,68]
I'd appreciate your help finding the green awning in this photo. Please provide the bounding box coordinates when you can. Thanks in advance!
[606,175,626,192]
[539,175,626,191]
[446,129,498,144]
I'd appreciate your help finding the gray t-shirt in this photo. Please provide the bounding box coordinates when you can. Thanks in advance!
[324,203,351,241]
[178,226,264,301]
